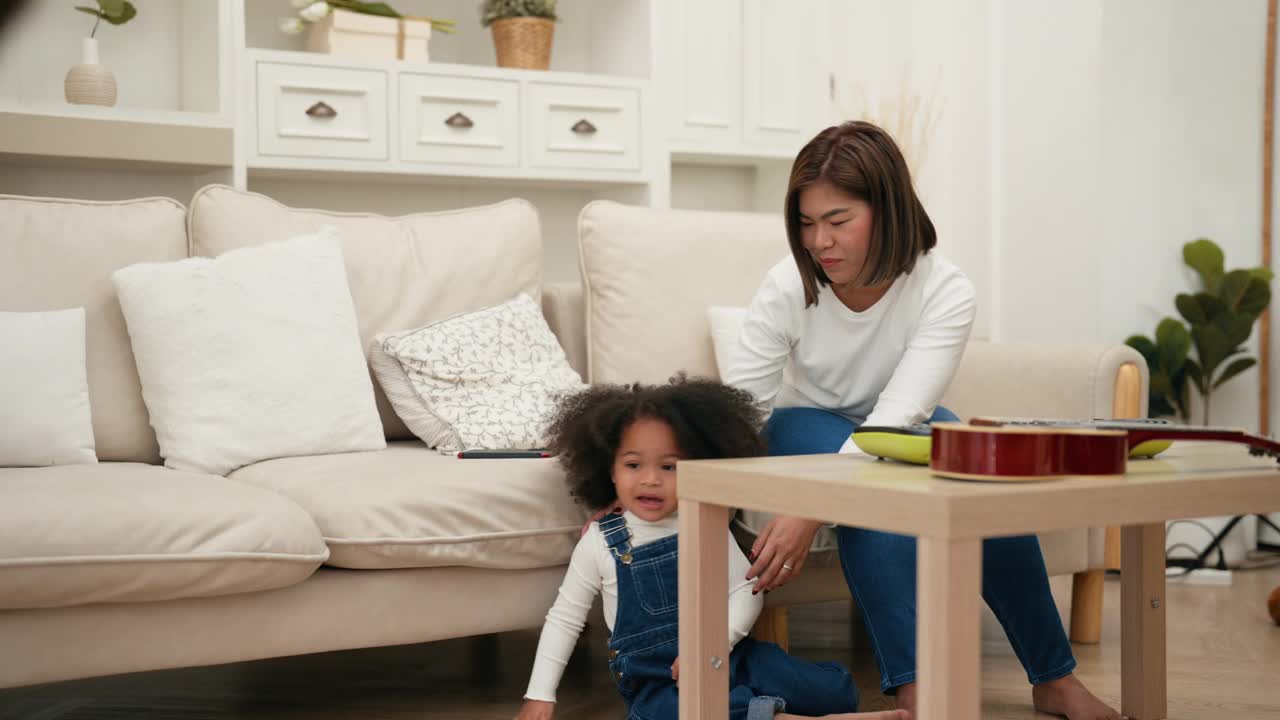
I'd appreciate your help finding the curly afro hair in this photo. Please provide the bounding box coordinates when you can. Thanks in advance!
[545,375,767,510]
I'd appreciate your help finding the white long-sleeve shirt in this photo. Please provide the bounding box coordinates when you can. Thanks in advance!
[524,511,762,703]
[725,251,976,433]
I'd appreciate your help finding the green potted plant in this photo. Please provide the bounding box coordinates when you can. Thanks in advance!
[481,0,557,70]
[65,0,136,107]
[1126,238,1273,424]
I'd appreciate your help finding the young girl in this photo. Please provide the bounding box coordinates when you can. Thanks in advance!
[516,376,906,720]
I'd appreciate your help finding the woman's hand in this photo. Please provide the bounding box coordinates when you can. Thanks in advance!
[671,656,680,686]
[515,699,555,720]
[746,516,823,593]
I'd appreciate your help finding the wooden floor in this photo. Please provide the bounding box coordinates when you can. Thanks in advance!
[1,569,1277,719]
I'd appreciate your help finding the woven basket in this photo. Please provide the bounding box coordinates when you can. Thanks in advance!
[490,17,554,70]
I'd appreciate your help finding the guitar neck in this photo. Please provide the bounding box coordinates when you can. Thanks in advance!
[969,416,1280,458]
[1124,427,1280,456]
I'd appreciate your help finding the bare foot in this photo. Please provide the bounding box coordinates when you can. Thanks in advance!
[893,682,916,718]
[778,707,911,712]
[1032,674,1120,720]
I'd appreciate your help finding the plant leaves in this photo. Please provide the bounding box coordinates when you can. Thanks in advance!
[1217,270,1252,312]
[97,0,135,23]
[1150,371,1170,395]
[329,0,401,18]
[1175,294,1206,325]
[1183,238,1224,292]
[1185,359,1205,395]
[1238,277,1272,316]
[75,6,104,20]
[1125,335,1158,367]
[1213,357,1257,389]
[1155,317,1190,375]
[1149,393,1177,418]
[1213,310,1255,348]
[1191,324,1232,377]
[1250,267,1276,284]
[1174,364,1192,422]
[1192,292,1223,322]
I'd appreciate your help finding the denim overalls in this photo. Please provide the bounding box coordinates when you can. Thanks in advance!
[599,512,860,720]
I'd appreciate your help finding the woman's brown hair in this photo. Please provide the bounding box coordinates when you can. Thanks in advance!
[785,121,936,306]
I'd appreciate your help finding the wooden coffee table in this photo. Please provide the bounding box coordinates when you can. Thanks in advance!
[675,444,1280,720]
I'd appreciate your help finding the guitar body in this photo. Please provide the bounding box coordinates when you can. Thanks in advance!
[929,423,1129,481]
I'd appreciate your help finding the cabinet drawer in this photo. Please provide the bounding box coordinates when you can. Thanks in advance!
[256,62,388,160]
[526,83,640,171]
[399,74,518,167]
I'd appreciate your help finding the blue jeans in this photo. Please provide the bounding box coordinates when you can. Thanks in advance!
[763,407,1078,694]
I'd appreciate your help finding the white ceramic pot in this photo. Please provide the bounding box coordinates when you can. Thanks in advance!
[64,37,117,107]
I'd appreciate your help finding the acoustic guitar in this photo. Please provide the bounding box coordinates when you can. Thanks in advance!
[852,417,1175,467]
[930,417,1280,482]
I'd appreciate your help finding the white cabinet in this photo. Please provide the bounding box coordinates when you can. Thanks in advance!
[256,61,388,160]
[666,0,742,147]
[663,0,830,158]
[741,0,828,149]
[526,82,640,171]
[246,51,648,182]
[399,73,519,167]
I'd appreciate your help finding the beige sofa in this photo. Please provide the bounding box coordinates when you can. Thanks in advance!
[0,190,1146,690]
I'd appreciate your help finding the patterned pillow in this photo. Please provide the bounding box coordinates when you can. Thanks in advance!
[370,294,586,451]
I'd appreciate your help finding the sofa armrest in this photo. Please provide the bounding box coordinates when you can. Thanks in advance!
[542,282,587,380]
[941,341,1149,422]
[943,340,1148,571]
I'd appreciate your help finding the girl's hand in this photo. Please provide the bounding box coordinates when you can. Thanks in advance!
[515,699,555,720]
[671,656,680,686]
[746,516,822,593]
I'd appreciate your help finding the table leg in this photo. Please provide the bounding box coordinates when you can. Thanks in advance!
[1121,523,1167,719]
[679,500,729,720]
[917,537,982,720]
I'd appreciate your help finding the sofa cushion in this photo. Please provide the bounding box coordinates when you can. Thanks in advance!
[188,185,542,440]
[0,463,329,610]
[577,201,788,383]
[0,194,188,463]
[370,293,586,452]
[0,308,97,466]
[112,229,385,476]
[230,441,587,570]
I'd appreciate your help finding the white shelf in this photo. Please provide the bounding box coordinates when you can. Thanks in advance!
[668,145,799,165]
[0,103,233,171]
[245,48,645,89]
[246,164,647,190]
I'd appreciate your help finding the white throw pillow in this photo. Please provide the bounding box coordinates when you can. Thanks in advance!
[112,229,386,476]
[0,309,96,466]
[370,294,586,451]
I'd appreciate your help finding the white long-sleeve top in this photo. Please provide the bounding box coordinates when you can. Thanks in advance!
[524,511,762,703]
[725,251,976,433]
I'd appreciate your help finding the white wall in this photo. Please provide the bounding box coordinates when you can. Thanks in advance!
[830,0,1271,430]
[830,0,995,340]
[1098,0,1267,429]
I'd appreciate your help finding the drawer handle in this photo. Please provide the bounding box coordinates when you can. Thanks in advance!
[445,112,474,129]
[305,101,337,119]
[571,118,598,135]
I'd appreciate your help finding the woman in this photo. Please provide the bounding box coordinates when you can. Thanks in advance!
[724,121,1119,720]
